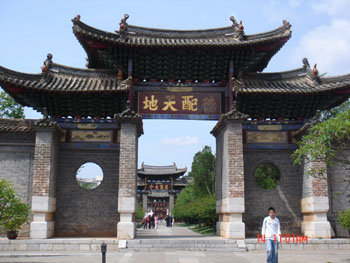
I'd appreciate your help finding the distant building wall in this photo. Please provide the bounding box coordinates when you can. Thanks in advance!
[243,149,303,237]
[54,148,120,237]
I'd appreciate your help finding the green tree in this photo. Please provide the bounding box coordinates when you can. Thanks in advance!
[173,146,218,227]
[0,179,31,233]
[135,203,145,222]
[0,89,24,118]
[189,146,216,197]
[292,109,350,178]
[338,209,350,237]
[255,163,280,190]
[320,99,350,121]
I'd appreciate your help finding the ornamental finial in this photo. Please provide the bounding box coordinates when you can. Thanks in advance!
[74,14,80,21]
[312,64,318,76]
[41,53,53,73]
[238,20,244,32]
[302,58,310,68]
[117,67,123,80]
[119,14,129,32]
[230,16,238,30]
[283,20,290,26]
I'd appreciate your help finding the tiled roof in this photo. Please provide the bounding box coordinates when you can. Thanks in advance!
[0,63,130,93]
[0,118,35,132]
[72,19,291,47]
[138,164,187,176]
[234,67,350,94]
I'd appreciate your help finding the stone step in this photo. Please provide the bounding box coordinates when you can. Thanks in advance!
[124,239,247,252]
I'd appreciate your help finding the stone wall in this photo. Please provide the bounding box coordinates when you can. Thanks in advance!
[243,149,303,237]
[0,131,35,236]
[55,148,120,237]
[327,149,350,237]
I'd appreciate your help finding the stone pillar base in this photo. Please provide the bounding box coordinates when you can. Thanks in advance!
[301,197,331,238]
[30,196,56,239]
[30,221,55,238]
[117,222,136,240]
[302,220,331,238]
[217,221,245,239]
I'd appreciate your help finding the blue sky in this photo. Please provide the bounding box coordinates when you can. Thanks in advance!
[1,0,350,174]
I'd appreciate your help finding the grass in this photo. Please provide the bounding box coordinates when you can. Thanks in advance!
[176,223,216,236]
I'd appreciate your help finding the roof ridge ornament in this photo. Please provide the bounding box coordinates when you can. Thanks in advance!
[225,100,249,120]
[33,107,60,128]
[114,100,143,136]
[302,58,321,84]
[73,14,80,22]
[41,53,53,73]
[227,16,245,40]
[119,76,132,90]
[283,19,290,27]
[232,72,245,97]
[117,14,129,41]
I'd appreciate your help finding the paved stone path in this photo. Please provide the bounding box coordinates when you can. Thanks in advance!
[136,221,222,239]
[1,250,350,263]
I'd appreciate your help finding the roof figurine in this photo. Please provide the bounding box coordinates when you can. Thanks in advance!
[41,53,53,73]
[73,14,80,22]
[313,64,319,77]
[119,14,129,33]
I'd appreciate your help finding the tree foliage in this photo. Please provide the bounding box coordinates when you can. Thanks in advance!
[320,99,350,121]
[135,203,145,222]
[338,209,350,237]
[292,109,350,178]
[189,145,216,197]
[255,163,280,190]
[173,146,217,226]
[0,89,24,119]
[0,179,31,232]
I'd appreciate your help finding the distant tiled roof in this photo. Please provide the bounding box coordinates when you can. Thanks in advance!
[0,118,35,132]
[138,164,187,176]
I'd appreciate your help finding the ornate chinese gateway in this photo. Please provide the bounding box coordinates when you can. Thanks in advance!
[0,15,350,239]
[137,163,189,218]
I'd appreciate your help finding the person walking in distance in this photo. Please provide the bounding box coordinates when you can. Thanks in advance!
[262,207,281,263]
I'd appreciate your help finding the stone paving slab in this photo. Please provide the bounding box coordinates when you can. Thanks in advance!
[0,250,350,263]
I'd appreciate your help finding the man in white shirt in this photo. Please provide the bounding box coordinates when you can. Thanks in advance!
[261,207,281,263]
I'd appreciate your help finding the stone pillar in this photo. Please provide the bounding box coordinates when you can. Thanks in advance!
[30,119,61,239]
[211,104,248,239]
[115,109,143,240]
[142,192,148,212]
[301,159,331,238]
[169,193,175,213]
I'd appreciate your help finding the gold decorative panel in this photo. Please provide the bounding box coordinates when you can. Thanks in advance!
[246,131,287,144]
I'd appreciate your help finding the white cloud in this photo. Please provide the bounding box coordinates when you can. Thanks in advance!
[158,136,199,145]
[286,18,350,75]
[261,0,303,24]
[311,0,350,18]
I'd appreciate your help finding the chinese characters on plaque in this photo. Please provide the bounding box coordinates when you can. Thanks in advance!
[147,184,170,191]
[138,92,221,115]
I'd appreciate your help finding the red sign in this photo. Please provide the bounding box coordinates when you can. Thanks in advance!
[138,92,221,115]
